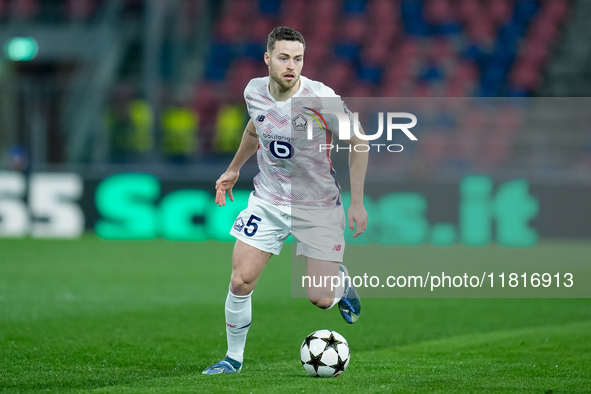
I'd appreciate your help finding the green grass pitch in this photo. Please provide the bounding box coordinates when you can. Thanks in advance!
[1,237,590,393]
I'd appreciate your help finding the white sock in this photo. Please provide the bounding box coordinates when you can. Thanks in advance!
[225,287,252,364]
[329,265,347,309]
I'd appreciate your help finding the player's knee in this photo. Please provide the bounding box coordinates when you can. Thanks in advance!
[308,297,333,310]
[230,274,255,296]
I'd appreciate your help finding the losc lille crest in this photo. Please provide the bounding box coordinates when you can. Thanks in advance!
[292,114,308,132]
[233,217,245,232]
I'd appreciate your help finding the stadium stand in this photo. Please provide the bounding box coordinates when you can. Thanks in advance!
[202,0,571,100]
[0,0,588,178]
[193,0,575,172]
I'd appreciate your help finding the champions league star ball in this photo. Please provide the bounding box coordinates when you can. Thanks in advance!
[300,329,350,377]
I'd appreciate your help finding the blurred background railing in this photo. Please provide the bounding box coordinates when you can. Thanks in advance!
[0,0,590,182]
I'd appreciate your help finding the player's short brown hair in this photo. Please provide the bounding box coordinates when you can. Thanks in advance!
[267,26,306,53]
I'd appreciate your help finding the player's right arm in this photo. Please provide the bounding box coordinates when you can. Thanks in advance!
[215,120,259,206]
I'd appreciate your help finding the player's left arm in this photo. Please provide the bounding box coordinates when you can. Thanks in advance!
[342,125,369,238]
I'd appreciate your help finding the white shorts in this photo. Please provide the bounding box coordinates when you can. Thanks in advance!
[230,192,345,262]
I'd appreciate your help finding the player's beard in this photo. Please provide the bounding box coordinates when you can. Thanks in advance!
[270,67,299,92]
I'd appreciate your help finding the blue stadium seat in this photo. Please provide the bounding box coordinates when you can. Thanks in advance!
[334,42,360,61]
[242,42,265,60]
[205,42,232,81]
[514,0,539,23]
[480,63,506,93]
[358,65,382,85]
[343,0,367,15]
[419,62,444,83]
[435,21,462,36]
[258,0,281,16]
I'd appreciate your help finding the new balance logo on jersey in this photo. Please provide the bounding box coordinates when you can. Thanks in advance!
[256,115,265,122]
[332,244,342,251]
[233,217,245,232]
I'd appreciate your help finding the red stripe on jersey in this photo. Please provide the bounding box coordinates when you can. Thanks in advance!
[325,130,333,171]
[306,107,329,131]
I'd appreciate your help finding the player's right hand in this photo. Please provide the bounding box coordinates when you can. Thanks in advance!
[215,170,240,206]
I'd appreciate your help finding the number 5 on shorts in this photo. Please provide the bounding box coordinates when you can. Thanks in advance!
[244,215,262,237]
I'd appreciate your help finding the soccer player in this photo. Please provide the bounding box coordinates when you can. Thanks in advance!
[202,26,369,375]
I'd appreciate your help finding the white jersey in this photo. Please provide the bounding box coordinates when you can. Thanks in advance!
[244,75,352,208]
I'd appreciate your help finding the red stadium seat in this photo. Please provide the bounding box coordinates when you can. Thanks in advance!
[227,59,260,100]
[303,44,326,68]
[13,0,39,20]
[528,17,559,43]
[311,19,337,44]
[278,1,307,34]
[457,0,481,24]
[193,83,222,129]
[399,39,422,61]
[225,0,253,18]
[383,57,413,87]
[277,17,306,37]
[348,84,374,98]
[302,53,324,81]
[443,82,467,98]
[221,0,254,35]
[215,18,243,42]
[343,16,367,43]
[428,38,454,63]
[450,61,479,86]
[364,22,400,57]
[363,41,390,66]
[445,74,478,97]
[280,0,307,21]
[414,83,435,98]
[67,0,97,21]
[304,65,323,82]
[519,38,549,68]
[381,80,416,97]
[370,0,400,23]
[485,0,514,25]
[249,16,275,42]
[192,83,222,155]
[380,84,399,97]
[418,132,448,165]
[322,62,354,94]
[542,0,570,24]
[466,17,495,43]
[509,62,541,91]
[315,0,340,17]
[424,0,454,24]
[0,0,8,17]
[372,21,400,43]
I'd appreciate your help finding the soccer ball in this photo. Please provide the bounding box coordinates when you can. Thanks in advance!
[300,329,350,377]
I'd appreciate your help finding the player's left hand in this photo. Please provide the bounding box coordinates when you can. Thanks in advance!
[348,203,368,238]
[215,169,240,207]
